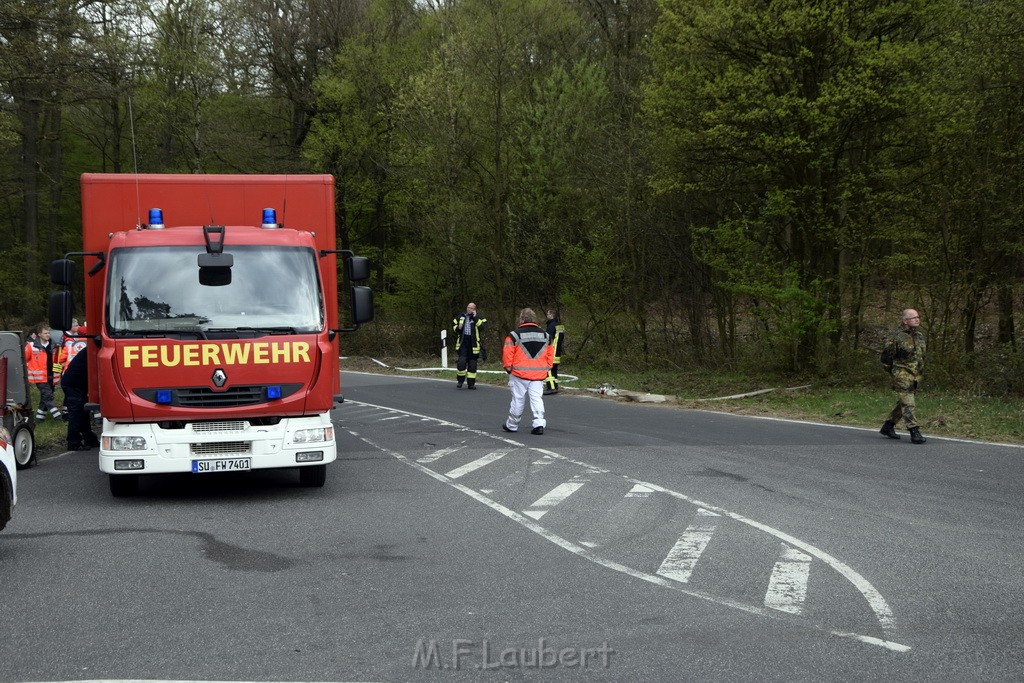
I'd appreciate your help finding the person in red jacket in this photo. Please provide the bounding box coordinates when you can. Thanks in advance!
[501,308,555,435]
[25,324,64,422]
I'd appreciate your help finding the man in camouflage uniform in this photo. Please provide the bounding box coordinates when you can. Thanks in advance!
[880,308,927,444]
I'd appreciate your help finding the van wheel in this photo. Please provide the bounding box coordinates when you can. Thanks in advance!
[298,464,326,487]
[12,424,36,470]
[109,474,139,497]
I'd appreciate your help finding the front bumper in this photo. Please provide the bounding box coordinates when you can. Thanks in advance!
[99,413,336,475]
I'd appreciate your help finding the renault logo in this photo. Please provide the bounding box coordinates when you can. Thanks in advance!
[212,368,227,388]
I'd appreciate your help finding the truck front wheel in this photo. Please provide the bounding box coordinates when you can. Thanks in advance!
[298,464,327,487]
[109,474,139,497]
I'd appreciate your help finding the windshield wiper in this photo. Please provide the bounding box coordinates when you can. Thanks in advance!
[110,329,208,339]
[204,326,299,336]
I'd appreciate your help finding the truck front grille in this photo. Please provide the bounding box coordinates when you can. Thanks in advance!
[134,384,302,408]
[191,441,252,455]
[179,386,264,406]
[192,421,247,433]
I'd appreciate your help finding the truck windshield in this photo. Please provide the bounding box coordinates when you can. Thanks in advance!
[107,245,324,335]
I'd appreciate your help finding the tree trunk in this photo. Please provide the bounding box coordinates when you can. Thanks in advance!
[997,282,1015,347]
[963,288,979,356]
[19,96,41,248]
[19,94,41,319]
[46,100,63,260]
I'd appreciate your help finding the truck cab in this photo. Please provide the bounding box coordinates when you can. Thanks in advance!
[49,174,371,496]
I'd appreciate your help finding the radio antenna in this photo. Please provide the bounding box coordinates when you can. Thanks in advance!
[282,175,288,228]
[128,94,141,228]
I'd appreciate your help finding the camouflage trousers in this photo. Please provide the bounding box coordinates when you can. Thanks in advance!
[888,371,920,429]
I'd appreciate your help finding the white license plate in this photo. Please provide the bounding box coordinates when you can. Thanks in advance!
[192,458,252,473]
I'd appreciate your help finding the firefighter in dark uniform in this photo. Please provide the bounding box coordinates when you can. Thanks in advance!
[452,302,487,389]
[60,339,100,451]
[544,309,565,395]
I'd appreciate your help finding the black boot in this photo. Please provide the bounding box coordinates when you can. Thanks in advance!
[880,421,900,439]
[909,427,926,444]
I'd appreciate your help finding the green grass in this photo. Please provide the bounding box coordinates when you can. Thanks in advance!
[25,385,71,453]
[350,355,1024,445]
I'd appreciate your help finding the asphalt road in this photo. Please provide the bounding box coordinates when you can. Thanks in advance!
[1,370,1023,681]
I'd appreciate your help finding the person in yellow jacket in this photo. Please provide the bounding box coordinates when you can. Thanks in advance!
[25,324,64,422]
[543,308,565,395]
[501,308,555,435]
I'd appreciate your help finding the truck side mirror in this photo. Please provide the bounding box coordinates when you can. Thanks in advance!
[49,291,74,331]
[346,256,370,283]
[351,286,374,325]
[51,259,74,286]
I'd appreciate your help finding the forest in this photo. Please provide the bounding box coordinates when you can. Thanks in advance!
[1,0,1022,394]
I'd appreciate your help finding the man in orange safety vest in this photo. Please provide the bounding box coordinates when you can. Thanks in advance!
[501,308,555,435]
[25,324,64,422]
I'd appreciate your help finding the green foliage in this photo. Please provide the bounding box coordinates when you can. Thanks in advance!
[0,0,1022,396]
[645,0,942,367]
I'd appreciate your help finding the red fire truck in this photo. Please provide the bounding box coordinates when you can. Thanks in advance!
[49,174,372,496]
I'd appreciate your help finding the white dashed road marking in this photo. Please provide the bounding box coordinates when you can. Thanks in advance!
[656,508,721,584]
[417,444,465,464]
[765,543,813,615]
[445,449,510,479]
[523,475,589,520]
[580,484,655,549]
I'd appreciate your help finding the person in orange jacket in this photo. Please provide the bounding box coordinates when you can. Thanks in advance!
[25,324,64,422]
[58,318,88,370]
[501,308,555,435]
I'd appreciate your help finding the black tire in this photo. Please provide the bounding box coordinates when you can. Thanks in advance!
[109,473,139,497]
[298,464,327,487]
[0,465,12,531]
[12,423,36,470]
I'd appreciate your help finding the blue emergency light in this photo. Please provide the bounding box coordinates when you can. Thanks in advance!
[262,208,277,228]
[267,385,282,400]
[155,389,172,404]
[148,208,164,228]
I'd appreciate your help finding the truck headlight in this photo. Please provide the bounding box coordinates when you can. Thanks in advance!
[103,436,148,451]
[293,427,333,444]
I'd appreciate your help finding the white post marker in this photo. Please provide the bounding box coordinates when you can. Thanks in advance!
[440,329,448,369]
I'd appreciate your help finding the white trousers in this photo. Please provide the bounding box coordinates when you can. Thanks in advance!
[505,375,546,431]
